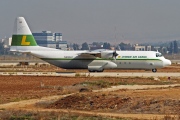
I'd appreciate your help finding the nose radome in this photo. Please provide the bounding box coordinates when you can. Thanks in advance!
[167,59,172,66]
[163,59,171,66]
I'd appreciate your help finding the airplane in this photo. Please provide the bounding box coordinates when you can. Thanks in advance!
[10,17,171,72]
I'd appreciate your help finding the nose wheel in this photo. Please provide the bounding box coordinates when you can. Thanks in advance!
[152,68,157,73]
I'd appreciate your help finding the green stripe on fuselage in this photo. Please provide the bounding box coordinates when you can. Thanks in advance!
[11,35,37,46]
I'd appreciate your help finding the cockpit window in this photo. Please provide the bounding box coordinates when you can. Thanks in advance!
[156,53,163,57]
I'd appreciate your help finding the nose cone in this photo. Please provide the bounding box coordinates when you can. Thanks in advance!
[163,59,171,67]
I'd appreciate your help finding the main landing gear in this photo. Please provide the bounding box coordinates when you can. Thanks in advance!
[88,69,104,72]
[152,68,157,73]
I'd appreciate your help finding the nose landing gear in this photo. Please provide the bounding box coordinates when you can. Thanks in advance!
[152,68,157,73]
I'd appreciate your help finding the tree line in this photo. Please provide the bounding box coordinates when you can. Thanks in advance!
[72,41,179,55]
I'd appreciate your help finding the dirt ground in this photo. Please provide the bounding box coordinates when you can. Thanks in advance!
[0,65,180,119]
[1,75,178,104]
[48,87,180,114]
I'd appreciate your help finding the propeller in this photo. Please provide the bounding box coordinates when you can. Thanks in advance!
[112,50,118,60]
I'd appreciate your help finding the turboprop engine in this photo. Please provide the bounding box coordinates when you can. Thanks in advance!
[101,50,119,60]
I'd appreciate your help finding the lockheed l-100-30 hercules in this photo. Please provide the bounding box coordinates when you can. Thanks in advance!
[10,17,171,72]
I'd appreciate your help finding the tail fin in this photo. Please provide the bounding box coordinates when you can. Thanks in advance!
[11,17,37,51]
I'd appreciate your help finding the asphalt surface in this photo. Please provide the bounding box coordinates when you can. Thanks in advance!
[0,72,180,77]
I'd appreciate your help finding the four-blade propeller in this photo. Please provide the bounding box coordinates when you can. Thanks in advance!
[112,50,118,60]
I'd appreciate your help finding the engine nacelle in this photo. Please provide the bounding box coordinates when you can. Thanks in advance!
[101,51,114,59]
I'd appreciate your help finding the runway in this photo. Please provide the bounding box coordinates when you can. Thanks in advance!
[0,72,180,77]
[0,59,180,66]
[81,72,180,77]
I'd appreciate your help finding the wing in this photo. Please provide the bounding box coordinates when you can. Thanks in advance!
[77,49,108,58]
[10,50,31,53]
[76,49,118,60]
[78,52,101,58]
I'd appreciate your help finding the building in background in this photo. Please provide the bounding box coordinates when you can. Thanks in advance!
[134,44,146,51]
[3,37,12,49]
[58,41,68,50]
[0,37,12,55]
[134,44,152,51]
[146,45,152,51]
[32,31,67,50]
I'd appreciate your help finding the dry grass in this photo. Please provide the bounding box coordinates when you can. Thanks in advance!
[0,109,179,120]
[0,109,130,120]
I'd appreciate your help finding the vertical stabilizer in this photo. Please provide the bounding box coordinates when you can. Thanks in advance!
[13,17,32,35]
[11,17,37,51]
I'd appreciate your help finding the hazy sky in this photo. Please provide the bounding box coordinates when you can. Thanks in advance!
[1,0,180,44]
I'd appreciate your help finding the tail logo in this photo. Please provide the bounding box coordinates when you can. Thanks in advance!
[21,36,30,45]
